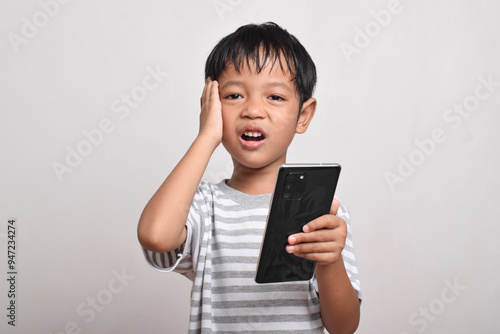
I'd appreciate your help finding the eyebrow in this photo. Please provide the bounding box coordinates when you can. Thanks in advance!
[220,80,293,92]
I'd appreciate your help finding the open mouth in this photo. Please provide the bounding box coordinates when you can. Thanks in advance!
[241,131,265,141]
[239,127,266,149]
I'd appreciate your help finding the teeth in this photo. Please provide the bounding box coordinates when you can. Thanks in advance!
[244,131,262,137]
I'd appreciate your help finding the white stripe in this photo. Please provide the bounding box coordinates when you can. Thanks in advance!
[211,305,320,316]
[210,291,314,302]
[214,206,269,218]
[213,220,266,230]
[212,235,263,244]
[213,320,323,332]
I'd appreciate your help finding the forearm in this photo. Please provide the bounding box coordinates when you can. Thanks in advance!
[137,135,217,252]
[316,258,360,334]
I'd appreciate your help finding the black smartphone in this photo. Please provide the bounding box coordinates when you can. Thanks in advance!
[255,163,341,284]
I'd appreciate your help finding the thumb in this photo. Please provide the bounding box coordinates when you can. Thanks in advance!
[330,198,340,216]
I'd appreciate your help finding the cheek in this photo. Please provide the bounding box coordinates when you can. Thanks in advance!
[221,111,236,139]
[274,115,299,137]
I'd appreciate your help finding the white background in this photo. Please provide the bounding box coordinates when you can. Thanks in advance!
[1,0,499,333]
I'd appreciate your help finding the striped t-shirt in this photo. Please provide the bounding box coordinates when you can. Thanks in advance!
[143,179,362,333]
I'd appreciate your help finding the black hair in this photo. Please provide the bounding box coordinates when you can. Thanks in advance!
[204,22,317,111]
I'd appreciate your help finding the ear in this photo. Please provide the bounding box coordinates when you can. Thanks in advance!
[295,98,317,134]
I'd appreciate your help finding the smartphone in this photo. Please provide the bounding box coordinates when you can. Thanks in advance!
[255,163,341,284]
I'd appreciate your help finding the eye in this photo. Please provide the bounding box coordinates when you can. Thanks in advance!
[225,94,242,100]
[269,95,285,101]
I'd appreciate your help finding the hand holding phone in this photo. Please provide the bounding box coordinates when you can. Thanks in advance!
[255,163,341,284]
[286,198,347,266]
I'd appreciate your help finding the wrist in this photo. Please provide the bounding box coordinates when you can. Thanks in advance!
[315,256,345,279]
[195,132,221,152]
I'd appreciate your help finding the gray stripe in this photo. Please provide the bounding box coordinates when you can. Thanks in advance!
[192,294,319,309]
[342,250,357,268]
[149,251,160,268]
[144,247,186,269]
[212,298,318,309]
[212,270,255,279]
[212,242,261,250]
[211,313,322,324]
[215,228,264,237]
[192,280,211,293]
[196,329,324,334]
[343,243,354,254]
[211,283,309,294]
[143,248,156,267]
[195,310,327,323]
[159,252,166,268]
[212,256,258,265]
[212,200,267,211]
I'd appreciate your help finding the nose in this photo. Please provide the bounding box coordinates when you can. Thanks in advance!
[241,96,266,119]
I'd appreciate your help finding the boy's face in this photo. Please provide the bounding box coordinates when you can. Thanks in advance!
[217,60,316,170]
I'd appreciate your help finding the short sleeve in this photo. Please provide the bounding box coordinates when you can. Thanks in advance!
[310,198,362,300]
[141,223,194,279]
[141,181,213,281]
[336,198,362,300]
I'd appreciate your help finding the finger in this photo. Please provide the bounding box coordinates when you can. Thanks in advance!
[210,80,220,102]
[201,77,213,106]
[287,241,339,254]
[301,214,344,234]
[292,250,342,265]
[289,228,335,245]
[330,198,339,216]
[286,240,344,265]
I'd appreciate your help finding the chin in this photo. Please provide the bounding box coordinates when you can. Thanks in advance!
[232,153,286,171]
[223,142,287,171]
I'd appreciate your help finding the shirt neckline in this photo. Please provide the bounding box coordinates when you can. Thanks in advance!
[216,179,272,207]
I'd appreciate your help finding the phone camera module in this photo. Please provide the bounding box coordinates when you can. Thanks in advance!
[283,171,308,200]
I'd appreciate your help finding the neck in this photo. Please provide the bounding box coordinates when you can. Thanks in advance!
[227,157,286,195]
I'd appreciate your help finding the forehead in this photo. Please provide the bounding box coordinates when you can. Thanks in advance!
[219,59,297,94]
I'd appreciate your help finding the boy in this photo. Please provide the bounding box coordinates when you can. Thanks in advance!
[138,22,362,333]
